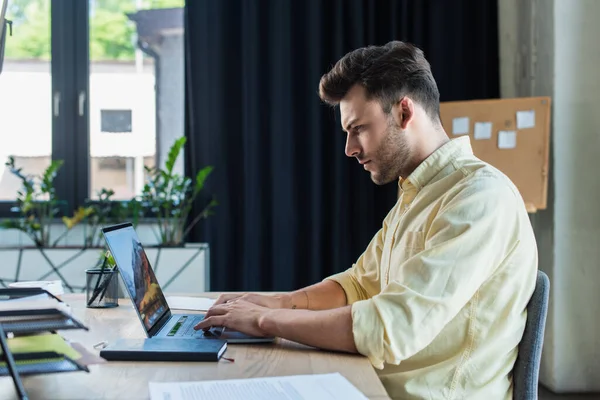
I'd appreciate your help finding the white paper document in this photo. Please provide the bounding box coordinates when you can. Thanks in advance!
[166,296,215,311]
[474,122,493,140]
[0,296,72,315]
[149,373,368,400]
[498,130,517,149]
[452,117,470,135]
[516,110,536,129]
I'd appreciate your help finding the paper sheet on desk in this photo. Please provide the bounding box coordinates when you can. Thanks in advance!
[2,333,81,361]
[149,372,368,400]
[166,296,215,311]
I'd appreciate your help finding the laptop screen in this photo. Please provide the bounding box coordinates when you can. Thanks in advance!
[102,224,169,333]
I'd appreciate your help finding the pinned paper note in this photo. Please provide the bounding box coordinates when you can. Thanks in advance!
[516,110,535,129]
[474,122,493,140]
[498,130,517,149]
[452,117,469,135]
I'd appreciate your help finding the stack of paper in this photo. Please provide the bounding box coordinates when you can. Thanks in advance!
[149,373,368,400]
[0,294,72,315]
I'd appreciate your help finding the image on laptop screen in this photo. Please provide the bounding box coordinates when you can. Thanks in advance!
[103,225,169,331]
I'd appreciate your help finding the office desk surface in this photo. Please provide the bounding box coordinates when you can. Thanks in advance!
[0,294,391,400]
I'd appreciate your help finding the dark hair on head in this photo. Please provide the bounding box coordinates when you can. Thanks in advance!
[318,41,440,121]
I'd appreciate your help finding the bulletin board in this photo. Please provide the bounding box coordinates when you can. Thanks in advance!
[439,96,551,212]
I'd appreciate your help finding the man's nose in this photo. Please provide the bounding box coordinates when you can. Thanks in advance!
[345,134,360,158]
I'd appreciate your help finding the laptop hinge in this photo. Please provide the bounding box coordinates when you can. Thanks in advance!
[147,309,171,337]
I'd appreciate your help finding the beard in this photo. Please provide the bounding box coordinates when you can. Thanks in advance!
[368,120,414,185]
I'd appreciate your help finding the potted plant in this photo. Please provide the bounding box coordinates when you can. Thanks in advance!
[0,136,215,294]
[139,136,217,247]
[0,156,96,292]
[0,156,93,248]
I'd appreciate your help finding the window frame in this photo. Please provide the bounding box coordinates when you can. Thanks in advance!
[0,0,87,219]
[0,0,88,218]
[0,0,184,219]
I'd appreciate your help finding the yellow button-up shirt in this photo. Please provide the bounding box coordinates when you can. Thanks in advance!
[326,136,537,400]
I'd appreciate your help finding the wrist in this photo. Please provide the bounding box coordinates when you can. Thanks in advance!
[277,293,294,309]
[287,290,309,310]
[258,309,276,334]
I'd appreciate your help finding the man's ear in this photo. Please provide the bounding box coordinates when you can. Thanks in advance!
[392,97,414,129]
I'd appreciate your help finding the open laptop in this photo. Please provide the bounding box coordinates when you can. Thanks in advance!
[101,222,274,344]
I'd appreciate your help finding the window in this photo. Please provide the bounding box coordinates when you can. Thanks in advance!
[88,0,185,201]
[0,0,185,216]
[0,0,51,202]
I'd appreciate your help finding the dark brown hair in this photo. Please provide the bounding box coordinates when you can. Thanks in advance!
[319,41,440,121]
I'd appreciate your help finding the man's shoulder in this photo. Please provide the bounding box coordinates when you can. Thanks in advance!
[433,157,524,215]
[452,156,521,200]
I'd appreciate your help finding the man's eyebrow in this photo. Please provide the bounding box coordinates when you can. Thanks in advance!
[344,118,359,132]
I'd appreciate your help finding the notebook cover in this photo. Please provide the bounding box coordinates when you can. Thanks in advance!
[99,338,227,362]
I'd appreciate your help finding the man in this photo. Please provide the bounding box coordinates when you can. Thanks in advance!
[195,41,537,399]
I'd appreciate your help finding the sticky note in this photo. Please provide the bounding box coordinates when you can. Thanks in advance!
[516,110,535,129]
[498,130,517,149]
[474,122,493,140]
[452,117,469,135]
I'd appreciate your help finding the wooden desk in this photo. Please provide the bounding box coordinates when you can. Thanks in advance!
[0,294,391,400]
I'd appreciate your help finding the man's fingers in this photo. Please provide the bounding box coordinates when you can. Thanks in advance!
[214,293,242,306]
[203,304,229,319]
[214,293,237,304]
[194,315,226,331]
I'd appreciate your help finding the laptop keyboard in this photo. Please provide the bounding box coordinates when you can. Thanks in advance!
[168,315,205,337]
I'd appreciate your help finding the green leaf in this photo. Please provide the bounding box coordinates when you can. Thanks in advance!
[194,166,213,194]
[41,160,64,193]
[5,155,15,168]
[0,220,23,230]
[159,169,170,182]
[97,188,115,200]
[63,206,95,229]
[165,137,186,175]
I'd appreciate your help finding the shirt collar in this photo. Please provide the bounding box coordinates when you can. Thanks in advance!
[399,136,473,192]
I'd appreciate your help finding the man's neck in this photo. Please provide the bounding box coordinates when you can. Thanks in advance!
[415,134,450,165]
[401,129,450,180]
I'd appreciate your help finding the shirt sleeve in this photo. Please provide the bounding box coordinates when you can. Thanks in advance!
[351,174,523,369]
[324,203,400,305]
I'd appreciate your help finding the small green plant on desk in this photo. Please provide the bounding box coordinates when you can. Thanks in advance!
[86,250,119,308]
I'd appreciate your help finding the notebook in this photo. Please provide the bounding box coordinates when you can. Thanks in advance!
[99,338,227,362]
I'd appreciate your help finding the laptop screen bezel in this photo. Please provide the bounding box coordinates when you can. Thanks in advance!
[101,222,172,337]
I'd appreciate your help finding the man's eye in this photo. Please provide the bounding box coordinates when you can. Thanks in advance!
[355,125,366,132]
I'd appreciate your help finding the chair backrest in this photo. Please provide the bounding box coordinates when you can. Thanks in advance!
[513,270,550,400]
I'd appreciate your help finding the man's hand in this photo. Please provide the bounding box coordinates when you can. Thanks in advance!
[193,300,271,337]
[212,292,290,309]
[195,300,358,354]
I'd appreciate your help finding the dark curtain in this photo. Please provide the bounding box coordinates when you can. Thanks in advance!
[184,0,499,291]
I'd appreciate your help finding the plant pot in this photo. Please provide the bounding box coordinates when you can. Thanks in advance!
[85,268,119,308]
